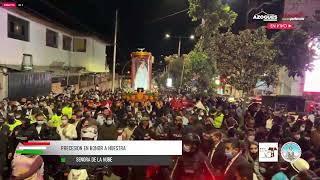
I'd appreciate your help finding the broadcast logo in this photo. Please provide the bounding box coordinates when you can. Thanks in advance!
[259,142,278,162]
[281,142,301,163]
[253,10,278,22]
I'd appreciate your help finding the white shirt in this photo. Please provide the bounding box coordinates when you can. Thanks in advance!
[36,125,42,134]
[209,141,221,163]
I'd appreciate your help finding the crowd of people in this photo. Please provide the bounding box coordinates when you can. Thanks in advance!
[0,87,320,180]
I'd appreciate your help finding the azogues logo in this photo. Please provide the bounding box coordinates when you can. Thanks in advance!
[253,10,278,22]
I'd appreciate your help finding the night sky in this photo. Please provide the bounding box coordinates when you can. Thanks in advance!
[18,0,283,72]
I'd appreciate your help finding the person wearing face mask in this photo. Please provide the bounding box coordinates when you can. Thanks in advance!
[170,133,215,180]
[5,112,22,132]
[0,116,10,180]
[57,115,77,140]
[31,113,60,140]
[207,130,226,177]
[244,141,265,180]
[98,115,117,140]
[224,138,252,180]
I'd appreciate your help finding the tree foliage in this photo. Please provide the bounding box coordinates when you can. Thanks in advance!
[184,48,214,92]
[273,30,313,77]
[164,54,183,88]
[211,28,279,94]
[188,0,237,37]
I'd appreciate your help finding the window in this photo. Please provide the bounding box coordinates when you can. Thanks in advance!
[314,10,320,21]
[63,35,72,51]
[22,54,33,71]
[46,29,58,48]
[7,14,29,41]
[73,38,86,52]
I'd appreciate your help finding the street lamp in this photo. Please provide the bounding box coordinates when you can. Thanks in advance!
[165,33,195,90]
[165,33,195,57]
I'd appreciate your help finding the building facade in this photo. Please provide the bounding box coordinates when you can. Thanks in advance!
[0,7,118,99]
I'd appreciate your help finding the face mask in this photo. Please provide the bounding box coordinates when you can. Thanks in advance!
[225,151,233,159]
[200,112,204,116]
[106,120,113,125]
[248,135,255,142]
[37,121,44,125]
[15,116,21,119]
[117,130,124,134]
[183,145,191,152]
[62,120,69,125]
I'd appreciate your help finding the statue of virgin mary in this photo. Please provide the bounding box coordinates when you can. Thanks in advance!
[134,61,149,90]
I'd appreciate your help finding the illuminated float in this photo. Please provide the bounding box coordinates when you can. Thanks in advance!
[123,49,158,102]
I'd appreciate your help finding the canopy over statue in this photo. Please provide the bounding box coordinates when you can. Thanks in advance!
[131,50,153,90]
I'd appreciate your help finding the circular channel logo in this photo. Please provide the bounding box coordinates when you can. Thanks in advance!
[281,142,301,163]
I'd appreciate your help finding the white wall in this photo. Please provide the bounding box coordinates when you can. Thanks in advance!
[0,8,107,72]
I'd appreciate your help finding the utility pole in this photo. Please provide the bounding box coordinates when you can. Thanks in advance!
[178,37,182,57]
[112,10,118,93]
[178,37,184,91]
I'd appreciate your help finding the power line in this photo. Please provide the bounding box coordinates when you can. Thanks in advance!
[147,8,188,24]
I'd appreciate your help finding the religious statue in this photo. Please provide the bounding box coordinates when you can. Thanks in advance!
[134,61,149,90]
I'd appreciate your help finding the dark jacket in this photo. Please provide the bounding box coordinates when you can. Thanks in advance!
[170,150,215,180]
[0,124,10,154]
[254,110,266,127]
[208,142,226,173]
[98,124,117,140]
[168,124,184,140]
[131,124,151,140]
[224,154,252,180]
[31,124,60,140]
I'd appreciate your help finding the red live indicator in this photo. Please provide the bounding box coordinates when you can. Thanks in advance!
[2,2,17,8]
[267,22,294,30]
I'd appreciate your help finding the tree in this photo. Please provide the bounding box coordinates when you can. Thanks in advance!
[211,28,279,95]
[183,48,214,92]
[273,29,313,77]
[188,0,237,38]
[164,54,184,88]
[188,0,238,85]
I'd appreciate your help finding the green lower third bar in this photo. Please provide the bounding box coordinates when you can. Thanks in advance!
[15,150,44,155]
